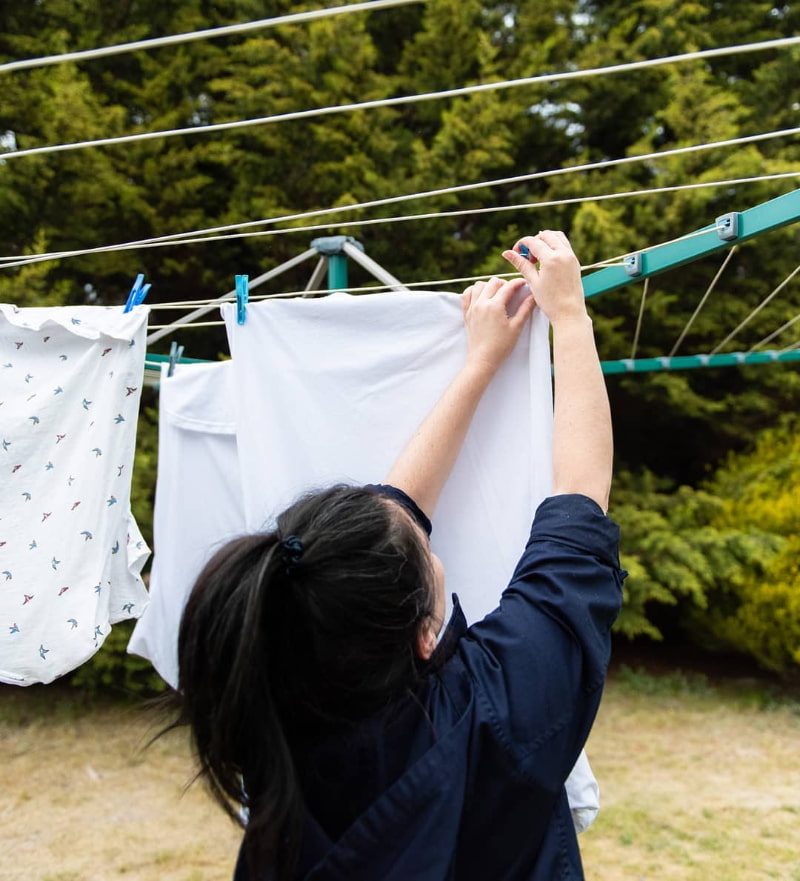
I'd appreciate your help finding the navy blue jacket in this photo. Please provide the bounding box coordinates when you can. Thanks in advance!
[236,493,625,881]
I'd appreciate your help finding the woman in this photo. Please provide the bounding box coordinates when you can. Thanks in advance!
[174,230,624,880]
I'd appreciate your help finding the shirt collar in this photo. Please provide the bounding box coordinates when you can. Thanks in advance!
[427,593,467,669]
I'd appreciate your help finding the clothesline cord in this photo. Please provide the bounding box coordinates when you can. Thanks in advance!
[2,172,796,273]
[3,126,795,269]
[748,311,800,352]
[124,172,796,252]
[2,36,799,163]
[141,225,740,322]
[0,0,423,74]
[144,226,731,312]
[630,279,650,361]
[668,245,739,357]
[586,225,720,272]
[147,273,522,311]
[148,320,226,329]
[710,263,800,354]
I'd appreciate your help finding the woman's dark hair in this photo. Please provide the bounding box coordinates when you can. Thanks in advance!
[173,485,435,880]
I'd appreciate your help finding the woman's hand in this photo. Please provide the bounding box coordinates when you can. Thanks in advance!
[385,276,535,518]
[502,230,587,325]
[461,276,536,374]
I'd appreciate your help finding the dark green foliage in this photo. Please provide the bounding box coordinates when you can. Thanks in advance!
[614,417,800,675]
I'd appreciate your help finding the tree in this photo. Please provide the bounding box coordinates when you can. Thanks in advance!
[2,0,799,686]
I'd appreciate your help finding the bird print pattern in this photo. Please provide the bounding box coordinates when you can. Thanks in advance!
[0,304,151,686]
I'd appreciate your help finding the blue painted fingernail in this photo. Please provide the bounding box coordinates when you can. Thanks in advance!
[519,244,531,260]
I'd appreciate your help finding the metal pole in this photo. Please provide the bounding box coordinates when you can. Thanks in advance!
[146,247,319,344]
[327,253,349,291]
[341,241,408,292]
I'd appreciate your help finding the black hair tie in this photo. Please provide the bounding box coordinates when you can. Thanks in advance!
[279,535,304,574]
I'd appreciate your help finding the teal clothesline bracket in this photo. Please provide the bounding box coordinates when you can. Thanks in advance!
[581,188,800,299]
[311,235,365,291]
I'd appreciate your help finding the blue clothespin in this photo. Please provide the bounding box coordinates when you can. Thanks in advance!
[123,274,151,313]
[518,243,541,268]
[235,274,249,325]
[167,340,184,378]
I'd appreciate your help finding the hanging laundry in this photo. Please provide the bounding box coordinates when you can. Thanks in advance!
[222,291,554,623]
[128,361,244,689]
[0,304,150,686]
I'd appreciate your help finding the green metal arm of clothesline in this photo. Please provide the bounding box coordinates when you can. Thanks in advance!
[146,353,210,365]
[581,188,800,299]
[601,348,800,373]
[143,348,800,376]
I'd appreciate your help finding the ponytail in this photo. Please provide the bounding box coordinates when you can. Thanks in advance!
[173,486,435,879]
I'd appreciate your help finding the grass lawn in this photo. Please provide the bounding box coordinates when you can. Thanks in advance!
[581,664,800,881]
[1,659,799,880]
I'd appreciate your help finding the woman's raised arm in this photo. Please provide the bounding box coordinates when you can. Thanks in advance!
[385,275,535,518]
[503,230,612,512]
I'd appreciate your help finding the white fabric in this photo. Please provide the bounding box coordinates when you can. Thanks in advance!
[128,361,244,689]
[223,291,553,620]
[0,304,150,685]
[565,749,601,833]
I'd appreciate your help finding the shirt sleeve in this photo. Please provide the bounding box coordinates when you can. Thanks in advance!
[456,493,625,791]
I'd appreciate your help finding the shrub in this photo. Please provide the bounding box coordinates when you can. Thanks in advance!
[686,420,800,674]
[614,418,800,676]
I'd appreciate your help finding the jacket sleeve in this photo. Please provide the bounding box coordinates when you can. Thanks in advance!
[456,493,625,792]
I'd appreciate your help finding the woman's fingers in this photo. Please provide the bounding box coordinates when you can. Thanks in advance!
[507,230,572,267]
[508,286,536,329]
[473,277,505,300]
[536,229,575,256]
[504,229,586,323]
[464,276,526,307]
[492,276,528,307]
[502,248,538,286]
[462,285,473,316]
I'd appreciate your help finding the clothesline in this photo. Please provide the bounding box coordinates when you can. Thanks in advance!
[711,264,800,354]
[147,256,800,362]
[3,172,797,272]
[749,312,800,352]
[3,36,799,163]
[0,0,422,74]
[141,225,720,317]
[120,174,798,256]
[141,190,800,367]
[669,246,739,357]
[3,126,797,270]
[145,277,512,311]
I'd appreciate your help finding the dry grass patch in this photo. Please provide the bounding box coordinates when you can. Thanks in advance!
[582,667,800,880]
[0,687,240,881]
[1,664,799,880]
